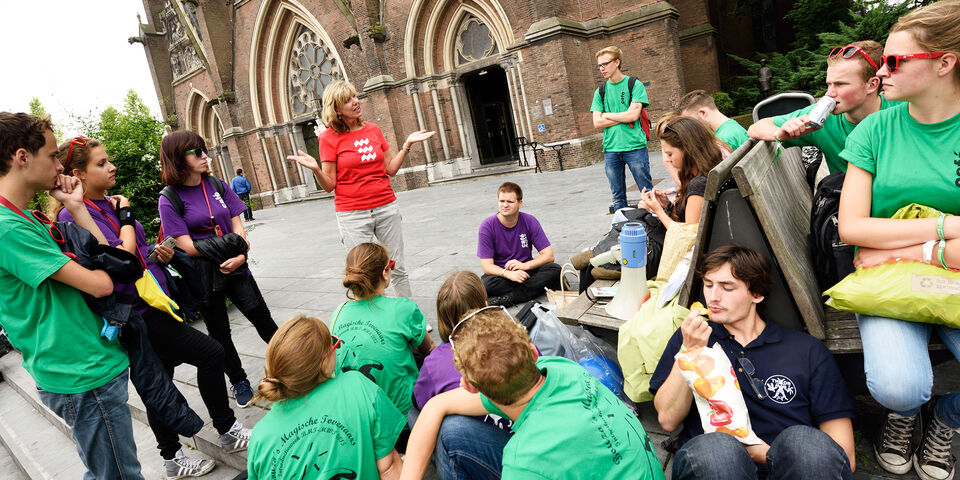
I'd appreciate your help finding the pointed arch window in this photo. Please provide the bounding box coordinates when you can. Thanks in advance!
[456,16,497,66]
[289,26,341,116]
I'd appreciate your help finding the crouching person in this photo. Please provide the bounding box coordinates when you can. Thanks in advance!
[401,306,665,480]
[650,245,856,479]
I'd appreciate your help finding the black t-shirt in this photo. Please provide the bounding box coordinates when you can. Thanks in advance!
[677,175,707,222]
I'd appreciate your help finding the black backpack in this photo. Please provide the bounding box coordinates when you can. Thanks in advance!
[808,172,855,294]
[157,176,226,242]
[598,77,652,141]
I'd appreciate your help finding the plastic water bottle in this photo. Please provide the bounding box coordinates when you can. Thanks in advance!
[807,96,837,129]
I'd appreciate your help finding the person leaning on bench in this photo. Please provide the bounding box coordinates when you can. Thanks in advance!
[477,182,560,307]
[651,245,856,480]
[836,3,960,479]
[747,40,899,174]
[400,306,666,480]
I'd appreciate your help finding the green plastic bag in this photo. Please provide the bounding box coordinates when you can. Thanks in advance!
[824,203,960,327]
[618,281,690,402]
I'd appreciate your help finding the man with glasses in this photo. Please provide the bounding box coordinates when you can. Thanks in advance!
[402,306,666,480]
[591,45,653,212]
[0,112,143,478]
[747,40,899,174]
[649,244,855,479]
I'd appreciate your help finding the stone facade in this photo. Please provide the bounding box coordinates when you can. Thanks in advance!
[136,0,726,207]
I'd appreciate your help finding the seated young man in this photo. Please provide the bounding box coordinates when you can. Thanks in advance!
[650,244,855,480]
[477,182,560,307]
[677,89,750,151]
[0,112,142,478]
[746,40,897,174]
[401,307,665,480]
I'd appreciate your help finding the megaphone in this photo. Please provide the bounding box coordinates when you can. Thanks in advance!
[605,223,650,320]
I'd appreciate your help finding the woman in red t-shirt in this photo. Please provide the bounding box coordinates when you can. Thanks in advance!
[288,81,434,298]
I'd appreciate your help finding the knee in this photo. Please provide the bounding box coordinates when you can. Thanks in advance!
[769,425,850,474]
[865,370,932,413]
[673,433,751,479]
[436,415,478,451]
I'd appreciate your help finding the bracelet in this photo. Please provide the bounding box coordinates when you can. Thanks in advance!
[937,213,946,242]
[117,207,136,227]
[938,240,948,269]
[923,240,937,264]
[401,145,411,153]
[500,269,505,278]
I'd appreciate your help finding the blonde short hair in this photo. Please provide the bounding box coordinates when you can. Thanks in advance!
[595,46,622,62]
[891,0,960,84]
[452,308,540,405]
[321,80,363,134]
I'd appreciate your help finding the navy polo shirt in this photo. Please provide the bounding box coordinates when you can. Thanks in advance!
[649,320,854,448]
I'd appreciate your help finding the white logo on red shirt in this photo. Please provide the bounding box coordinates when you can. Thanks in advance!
[354,138,375,163]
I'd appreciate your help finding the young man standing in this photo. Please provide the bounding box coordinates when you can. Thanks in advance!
[400,307,665,480]
[591,45,653,212]
[230,168,254,221]
[0,112,143,478]
[677,89,750,150]
[477,182,560,307]
[747,40,898,174]
[650,245,855,479]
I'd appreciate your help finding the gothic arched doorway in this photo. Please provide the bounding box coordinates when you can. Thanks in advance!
[462,66,517,165]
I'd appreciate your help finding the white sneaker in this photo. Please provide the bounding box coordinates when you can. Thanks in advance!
[219,420,252,453]
[164,449,215,479]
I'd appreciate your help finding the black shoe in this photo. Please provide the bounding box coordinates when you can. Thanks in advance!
[876,410,919,474]
[0,334,12,358]
[914,400,957,480]
[488,294,516,307]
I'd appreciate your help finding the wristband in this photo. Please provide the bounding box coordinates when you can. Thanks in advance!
[937,213,946,242]
[500,269,505,278]
[401,145,411,153]
[117,207,136,227]
[938,240,948,270]
[923,240,937,264]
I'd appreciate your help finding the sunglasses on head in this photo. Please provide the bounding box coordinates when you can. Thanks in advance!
[880,52,947,74]
[32,210,65,245]
[184,146,208,157]
[829,45,879,73]
[65,137,86,170]
[449,305,518,351]
[386,259,396,271]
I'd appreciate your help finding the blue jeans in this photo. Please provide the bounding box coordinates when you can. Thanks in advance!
[857,313,960,426]
[408,409,511,480]
[672,426,851,480]
[37,369,144,480]
[604,148,652,211]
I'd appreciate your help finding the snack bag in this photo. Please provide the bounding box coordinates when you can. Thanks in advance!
[674,304,762,445]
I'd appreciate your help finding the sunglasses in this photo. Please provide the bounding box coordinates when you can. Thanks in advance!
[737,356,767,401]
[184,146,208,157]
[449,305,517,350]
[386,259,396,271]
[829,45,879,73]
[331,334,342,350]
[65,137,87,170]
[880,52,947,74]
[32,210,65,245]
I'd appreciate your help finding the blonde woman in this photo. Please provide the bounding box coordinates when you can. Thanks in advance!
[287,80,435,298]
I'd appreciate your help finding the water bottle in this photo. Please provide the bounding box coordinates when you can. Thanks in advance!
[807,96,837,129]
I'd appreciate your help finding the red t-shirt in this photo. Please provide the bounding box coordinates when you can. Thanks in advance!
[320,122,397,212]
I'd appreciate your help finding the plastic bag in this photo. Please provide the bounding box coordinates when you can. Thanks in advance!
[824,203,960,327]
[135,269,183,322]
[675,344,762,445]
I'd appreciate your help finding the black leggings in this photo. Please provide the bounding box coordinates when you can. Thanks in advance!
[199,286,278,385]
[140,308,236,459]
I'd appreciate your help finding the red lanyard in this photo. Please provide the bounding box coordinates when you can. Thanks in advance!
[0,193,36,225]
[84,197,148,269]
[200,178,223,236]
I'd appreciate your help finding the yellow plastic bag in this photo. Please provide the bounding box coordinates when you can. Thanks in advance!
[618,281,689,402]
[824,203,960,327]
[135,269,183,322]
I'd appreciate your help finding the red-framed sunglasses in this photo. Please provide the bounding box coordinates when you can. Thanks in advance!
[65,137,87,170]
[880,52,947,74]
[386,259,396,271]
[331,334,342,350]
[32,210,65,245]
[829,45,879,73]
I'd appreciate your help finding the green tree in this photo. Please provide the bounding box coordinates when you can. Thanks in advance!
[80,90,166,238]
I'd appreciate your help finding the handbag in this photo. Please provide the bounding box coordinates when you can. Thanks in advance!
[545,263,579,311]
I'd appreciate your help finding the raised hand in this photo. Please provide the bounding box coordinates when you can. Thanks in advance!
[287,150,320,171]
[110,195,131,209]
[50,174,84,206]
[405,130,436,145]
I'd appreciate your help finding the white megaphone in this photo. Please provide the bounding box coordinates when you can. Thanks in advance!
[605,223,650,320]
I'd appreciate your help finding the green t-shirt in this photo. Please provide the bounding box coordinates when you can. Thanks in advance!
[333,296,426,414]
[840,102,960,219]
[481,357,665,480]
[590,76,649,152]
[0,208,129,394]
[773,95,901,174]
[247,370,405,480]
[715,118,750,151]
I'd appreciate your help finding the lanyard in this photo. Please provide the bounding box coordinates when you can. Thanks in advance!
[0,193,36,225]
[200,178,223,236]
[84,197,148,269]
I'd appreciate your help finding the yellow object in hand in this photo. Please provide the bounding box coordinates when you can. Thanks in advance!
[690,301,711,320]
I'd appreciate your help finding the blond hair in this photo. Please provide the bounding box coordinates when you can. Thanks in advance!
[826,40,883,82]
[891,1,960,84]
[257,315,335,402]
[322,80,363,134]
[436,271,487,343]
[343,242,389,299]
[676,90,718,114]
[452,309,539,405]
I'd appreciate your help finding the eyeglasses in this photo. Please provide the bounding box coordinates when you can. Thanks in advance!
[65,137,86,170]
[597,59,618,71]
[829,45,879,73]
[331,334,342,350]
[31,210,65,245]
[880,52,947,74]
[386,259,396,271]
[737,356,767,401]
[449,305,517,350]
[184,146,208,157]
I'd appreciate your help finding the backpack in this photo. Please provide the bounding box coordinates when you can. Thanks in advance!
[599,76,652,141]
[808,172,855,294]
[157,176,226,242]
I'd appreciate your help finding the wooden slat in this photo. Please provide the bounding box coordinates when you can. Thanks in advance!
[578,311,627,331]
[558,279,615,322]
[733,142,826,339]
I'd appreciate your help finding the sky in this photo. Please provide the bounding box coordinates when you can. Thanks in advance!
[0,1,162,136]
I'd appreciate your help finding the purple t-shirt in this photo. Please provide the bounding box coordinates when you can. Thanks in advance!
[158,176,248,240]
[58,198,170,315]
[476,212,551,268]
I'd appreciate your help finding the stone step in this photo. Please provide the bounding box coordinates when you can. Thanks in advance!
[0,380,77,479]
[0,352,242,480]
